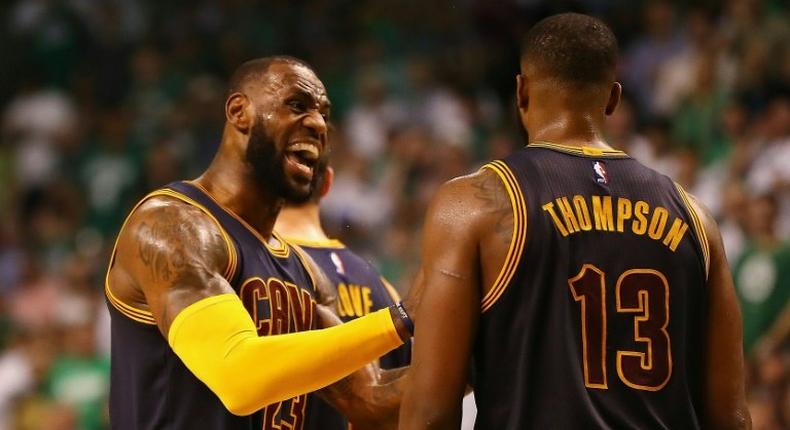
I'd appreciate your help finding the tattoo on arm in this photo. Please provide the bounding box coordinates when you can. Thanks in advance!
[137,215,188,283]
[470,171,514,245]
[129,200,232,334]
[317,364,406,428]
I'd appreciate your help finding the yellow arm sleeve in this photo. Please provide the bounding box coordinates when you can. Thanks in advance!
[167,293,403,416]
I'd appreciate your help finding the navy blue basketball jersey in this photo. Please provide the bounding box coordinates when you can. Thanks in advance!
[106,181,320,430]
[282,239,412,430]
[473,142,709,429]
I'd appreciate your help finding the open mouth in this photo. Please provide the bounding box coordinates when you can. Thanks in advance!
[284,142,320,178]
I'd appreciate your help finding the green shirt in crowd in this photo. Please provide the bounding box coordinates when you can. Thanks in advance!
[45,355,110,430]
[733,241,790,353]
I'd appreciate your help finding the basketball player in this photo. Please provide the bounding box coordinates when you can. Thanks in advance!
[276,161,412,429]
[400,13,750,429]
[105,56,413,429]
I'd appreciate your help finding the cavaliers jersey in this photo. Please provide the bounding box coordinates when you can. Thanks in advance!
[473,142,709,429]
[281,239,411,430]
[106,181,320,430]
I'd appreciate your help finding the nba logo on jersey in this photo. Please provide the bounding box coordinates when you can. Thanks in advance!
[330,252,346,275]
[593,161,609,184]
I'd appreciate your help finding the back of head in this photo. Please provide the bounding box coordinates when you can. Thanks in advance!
[521,13,618,87]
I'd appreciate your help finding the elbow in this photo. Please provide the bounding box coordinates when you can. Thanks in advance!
[219,393,258,417]
[732,411,752,430]
[401,404,459,430]
[706,409,752,430]
[216,384,278,417]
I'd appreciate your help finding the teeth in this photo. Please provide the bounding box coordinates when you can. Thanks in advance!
[289,143,319,161]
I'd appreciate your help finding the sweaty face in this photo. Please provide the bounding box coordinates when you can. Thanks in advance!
[245,62,331,203]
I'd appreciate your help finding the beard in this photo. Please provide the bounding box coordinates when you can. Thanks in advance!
[245,117,316,204]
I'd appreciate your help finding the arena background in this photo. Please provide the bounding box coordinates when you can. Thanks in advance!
[0,0,788,429]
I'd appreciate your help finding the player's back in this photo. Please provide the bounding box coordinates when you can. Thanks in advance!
[284,239,411,430]
[474,142,709,429]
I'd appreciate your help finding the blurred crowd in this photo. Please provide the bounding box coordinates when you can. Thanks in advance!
[0,0,787,429]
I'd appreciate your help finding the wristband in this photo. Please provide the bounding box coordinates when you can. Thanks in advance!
[393,301,414,336]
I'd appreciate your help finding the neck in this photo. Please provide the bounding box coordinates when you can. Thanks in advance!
[195,135,282,240]
[525,85,612,149]
[275,204,329,242]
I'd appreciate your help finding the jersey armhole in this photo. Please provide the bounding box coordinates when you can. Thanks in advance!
[104,189,239,325]
[289,244,319,293]
[479,161,528,312]
[380,276,402,303]
[673,183,710,280]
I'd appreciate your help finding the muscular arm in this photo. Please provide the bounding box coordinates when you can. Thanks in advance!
[115,197,233,335]
[317,366,409,430]
[400,170,511,429]
[111,197,407,416]
[690,197,751,429]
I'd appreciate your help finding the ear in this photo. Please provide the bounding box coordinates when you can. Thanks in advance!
[320,166,334,198]
[605,82,622,116]
[225,92,253,132]
[516,74,529,113]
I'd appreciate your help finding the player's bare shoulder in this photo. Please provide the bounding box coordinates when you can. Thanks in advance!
[117,195,230,282]
[108,194,233,330]
[429,168,514,245]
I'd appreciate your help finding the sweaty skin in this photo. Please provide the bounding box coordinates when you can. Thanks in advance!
[275,168,410,430]
[107,60,410,420]
[690,195,750,429]
[108,61,337,337]
[399,51,749,429]
[398,168,514,429]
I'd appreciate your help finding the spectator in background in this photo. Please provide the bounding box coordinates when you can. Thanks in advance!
[733,193,790,355]
[77,108,142,238]
[2,84,79,190]
[44,294,109,430]
[0,1,787,428]
[0,327,58,430]
[622,0,684,116]
[345,67,408,161]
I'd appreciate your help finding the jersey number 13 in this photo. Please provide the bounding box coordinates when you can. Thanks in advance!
[568,264,672,391]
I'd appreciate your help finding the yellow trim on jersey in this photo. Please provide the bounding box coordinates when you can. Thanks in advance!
[479,161,528,312]
[187,180,291,258]
[153,189,238,280]
[104,188,238,326]
[674,183,710,279]
[106,286,156,325]
[104,190,164,326]
[282,237,346,249]
[380,277,402,303]
[528,141,629,158]
[289,244,318,293]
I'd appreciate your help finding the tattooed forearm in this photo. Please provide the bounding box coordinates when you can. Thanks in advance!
[317,363,405,429]
[470,170,514,244]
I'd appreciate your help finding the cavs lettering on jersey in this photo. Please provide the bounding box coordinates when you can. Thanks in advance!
[284,239,412,430]
[107,181,318,430]
[474,142,709,429]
